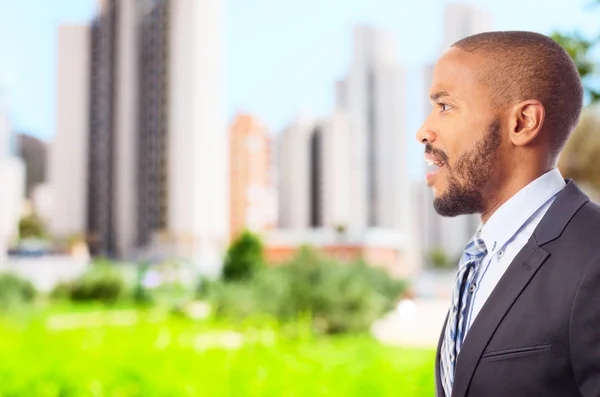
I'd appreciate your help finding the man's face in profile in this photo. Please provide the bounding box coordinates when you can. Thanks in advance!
[418,48,505,217]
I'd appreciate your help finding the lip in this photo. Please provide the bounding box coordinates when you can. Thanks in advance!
[424,152,446,166]
[424,152,446,186]
[426,166,443,186]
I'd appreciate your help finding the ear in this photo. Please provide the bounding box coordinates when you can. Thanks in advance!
[508,100,545,147]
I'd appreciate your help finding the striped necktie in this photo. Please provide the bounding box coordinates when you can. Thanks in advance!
[440,229,487,396]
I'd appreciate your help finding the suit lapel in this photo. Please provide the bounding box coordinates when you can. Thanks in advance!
[450,180,589,397]
[451,240,549,396]
[435,310,449,397]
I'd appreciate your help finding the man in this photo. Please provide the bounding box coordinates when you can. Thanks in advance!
[418,31,600,397]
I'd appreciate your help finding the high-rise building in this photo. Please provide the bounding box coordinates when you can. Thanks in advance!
[114,0,140,260]
[53,0,227,274]
[229,114,275,240]
[441,2,494,51]
[311,111,353,230]
[0,157,24,259]
[31,183,53,228]
[336,26,408,233]
[164,0,228,275]
[87,0,140,259]
[277,115,313,229]
[0,90,25,262]
[278,111,354,231]
[16,134,47,198]
[137,0,168,250]
[87,1,117,257]
[56,2,137,258]
[50,24,90,242]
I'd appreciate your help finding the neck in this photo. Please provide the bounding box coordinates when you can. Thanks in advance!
[480,165,554,224]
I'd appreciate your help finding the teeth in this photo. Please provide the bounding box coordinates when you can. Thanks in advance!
[425,157,444,167]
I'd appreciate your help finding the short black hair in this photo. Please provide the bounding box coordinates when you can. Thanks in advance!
[452,31,584,159]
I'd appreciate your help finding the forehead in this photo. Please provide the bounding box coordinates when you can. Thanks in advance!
[431,47,492,104]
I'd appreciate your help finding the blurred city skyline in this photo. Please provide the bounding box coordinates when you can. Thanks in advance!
[1,0,600,276]
[1,0,599,157]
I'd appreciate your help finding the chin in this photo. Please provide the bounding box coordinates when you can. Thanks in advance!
[433,189,485,217]
[431,183,446,197]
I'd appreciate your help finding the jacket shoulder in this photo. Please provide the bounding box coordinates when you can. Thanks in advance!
[553,200,600,262]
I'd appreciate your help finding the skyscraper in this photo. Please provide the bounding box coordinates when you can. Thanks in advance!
[278,111,354,231]
[0,89,25,262]
[85,0,142,259]
[16,134,47,198]
[336,26,408,233]
[137,0,169,250]
[229,114,275,240]
[277,115,313,229]
[87,0,117,257]
[165,0,228,275]
[114,0,140,260]
[50,24,90,242]
[311,111,353,230]
[53,0,227,274]
[441,2,494,51]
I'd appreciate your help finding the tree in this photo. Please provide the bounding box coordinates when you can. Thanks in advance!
[552,12,600,194]
[551,32,600,103]
[558,105,600,196]
[222,230,265,282]
[18,213,47,240]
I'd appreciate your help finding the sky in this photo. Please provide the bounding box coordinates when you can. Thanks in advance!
[0,0,599,177]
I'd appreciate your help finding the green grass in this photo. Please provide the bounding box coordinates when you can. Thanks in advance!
[0,306,435,397]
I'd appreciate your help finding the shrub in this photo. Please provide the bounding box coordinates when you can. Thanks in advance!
[209,247,407,334]
[427,248,454,269]
[69,261,126,304]
[49,281,72,301]
[222,230,265,282]
[18,213,48,240]
[0,272,36,310]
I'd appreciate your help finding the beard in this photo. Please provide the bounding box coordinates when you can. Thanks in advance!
[431,117,502,217]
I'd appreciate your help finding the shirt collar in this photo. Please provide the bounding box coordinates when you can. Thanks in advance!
[479,168,566,253]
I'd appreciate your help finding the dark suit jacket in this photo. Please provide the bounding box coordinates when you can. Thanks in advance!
[435,180,600,397]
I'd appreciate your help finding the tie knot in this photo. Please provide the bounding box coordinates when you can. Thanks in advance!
[463,230,487,260]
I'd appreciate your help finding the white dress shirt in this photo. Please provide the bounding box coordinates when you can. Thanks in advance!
[464,168,566,333]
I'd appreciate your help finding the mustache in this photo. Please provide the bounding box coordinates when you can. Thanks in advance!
[425,144,449,164]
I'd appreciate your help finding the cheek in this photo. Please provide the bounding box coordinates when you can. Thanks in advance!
[444,125,487,167]
[436,122,464,156]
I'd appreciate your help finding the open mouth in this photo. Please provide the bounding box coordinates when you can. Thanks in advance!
[424,153,446,169]
[424,152,446,186]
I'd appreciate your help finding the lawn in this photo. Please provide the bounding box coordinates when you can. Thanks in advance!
[0,306,435,397]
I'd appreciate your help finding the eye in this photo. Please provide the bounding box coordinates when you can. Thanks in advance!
[440,103,452,112]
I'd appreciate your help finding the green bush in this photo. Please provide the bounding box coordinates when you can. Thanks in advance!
[18,212,48,240]
[0,272,36,310]
[427,247,454,269]
[49,281,72,301]
[222,230,265,282]
[69,262,126,304]
[209,247,407,334]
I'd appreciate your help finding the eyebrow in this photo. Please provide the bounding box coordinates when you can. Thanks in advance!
[429,91,451,102]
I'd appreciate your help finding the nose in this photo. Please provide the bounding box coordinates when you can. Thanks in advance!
[416,120,437,145]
